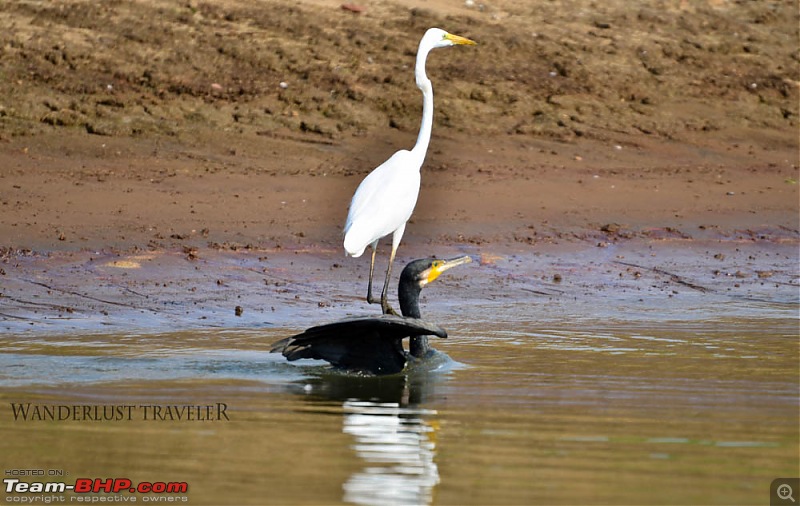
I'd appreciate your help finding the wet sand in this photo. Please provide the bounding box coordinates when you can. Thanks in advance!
[1,123,798,331]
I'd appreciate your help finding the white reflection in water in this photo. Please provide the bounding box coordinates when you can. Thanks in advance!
[342,399,439,506]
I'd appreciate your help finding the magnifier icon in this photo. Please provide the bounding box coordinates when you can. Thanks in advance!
[778,484,796,503]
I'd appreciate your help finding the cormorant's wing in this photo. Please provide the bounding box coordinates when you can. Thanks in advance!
[292,314,447,342]
[271,314,447,375]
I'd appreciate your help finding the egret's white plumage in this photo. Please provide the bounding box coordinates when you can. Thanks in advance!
[343,28,476,314]
[343,149,421,257]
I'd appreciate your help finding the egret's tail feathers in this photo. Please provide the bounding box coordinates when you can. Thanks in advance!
[344,243,365,258]
[343,230,368,258]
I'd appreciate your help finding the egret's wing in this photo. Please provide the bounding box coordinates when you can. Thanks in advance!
[271,314,446,375]
[346,150,416,227]
[343,150,422,255]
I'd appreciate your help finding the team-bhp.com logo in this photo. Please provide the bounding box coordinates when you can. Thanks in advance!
[5,477,188,494]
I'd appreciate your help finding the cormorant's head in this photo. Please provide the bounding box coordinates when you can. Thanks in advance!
[400,255,472,289]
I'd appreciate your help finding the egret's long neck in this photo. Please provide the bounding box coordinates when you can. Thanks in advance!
[412,46,434,160]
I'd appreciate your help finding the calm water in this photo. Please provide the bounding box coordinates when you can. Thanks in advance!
[1,293,798,505]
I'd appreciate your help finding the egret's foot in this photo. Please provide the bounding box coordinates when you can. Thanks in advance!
[381,302,399,316]
[367,294,396,315]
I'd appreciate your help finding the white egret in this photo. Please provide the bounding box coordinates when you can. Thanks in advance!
[343,28,476,315]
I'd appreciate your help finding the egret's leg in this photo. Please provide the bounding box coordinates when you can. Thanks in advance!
[379,224,406,316]
[380,246,399,315]
[366,240,379,304]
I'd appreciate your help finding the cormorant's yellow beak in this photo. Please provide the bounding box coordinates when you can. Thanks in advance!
[424,255,472,285]
[445,33,477,46]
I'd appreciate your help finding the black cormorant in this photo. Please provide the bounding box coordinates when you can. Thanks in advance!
[271,255,471,375]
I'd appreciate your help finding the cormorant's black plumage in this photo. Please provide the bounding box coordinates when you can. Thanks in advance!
[271,256,470,375]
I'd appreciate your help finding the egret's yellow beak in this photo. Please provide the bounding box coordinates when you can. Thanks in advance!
[445,33,477,46]
[424,255,472,285]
